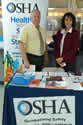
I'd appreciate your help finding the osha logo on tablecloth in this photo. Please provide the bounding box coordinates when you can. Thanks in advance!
[6,2,39,13]
[17,99,72,116]
[14,96,75,125]
[17,101,32,115]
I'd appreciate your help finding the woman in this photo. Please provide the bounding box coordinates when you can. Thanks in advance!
[53,12,80,72]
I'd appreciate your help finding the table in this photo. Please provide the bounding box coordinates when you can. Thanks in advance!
[3,84,83,125]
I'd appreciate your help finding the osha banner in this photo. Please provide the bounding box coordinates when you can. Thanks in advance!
[2,0,48,83]
[14,96,75,125]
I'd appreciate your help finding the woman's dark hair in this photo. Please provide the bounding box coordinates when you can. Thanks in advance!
[61,12,76,29]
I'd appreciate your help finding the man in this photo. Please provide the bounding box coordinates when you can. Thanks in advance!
[18,9,48,71]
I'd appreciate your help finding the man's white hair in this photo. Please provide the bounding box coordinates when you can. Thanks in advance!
[30,9,40,17]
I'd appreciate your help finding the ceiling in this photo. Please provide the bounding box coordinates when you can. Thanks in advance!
[48,0,69,8]
[48,0,83,9]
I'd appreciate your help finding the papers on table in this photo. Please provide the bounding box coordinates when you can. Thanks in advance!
[9,72,36,87]
[45,76,67,89]
[49,72,68,77]
[64,76,83,90]
[68,72,82,76]
[23,65,35,72]
[8,71,83,90]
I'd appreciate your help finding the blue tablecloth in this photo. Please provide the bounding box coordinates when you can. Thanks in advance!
[2,84,83,125]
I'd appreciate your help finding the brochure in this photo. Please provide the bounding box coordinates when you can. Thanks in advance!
[29,79,40,87]
[45,76,67,89]
[23,64,35,72]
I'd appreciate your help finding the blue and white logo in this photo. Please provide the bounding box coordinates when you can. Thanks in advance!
[17,101,32,115]
[6,3,15,13]
[11,39,18,45]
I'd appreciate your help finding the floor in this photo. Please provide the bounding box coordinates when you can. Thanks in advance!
[0,85,4,125]
[0,49,4,125]
[0,49,4,82]
[76,51,83,72]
